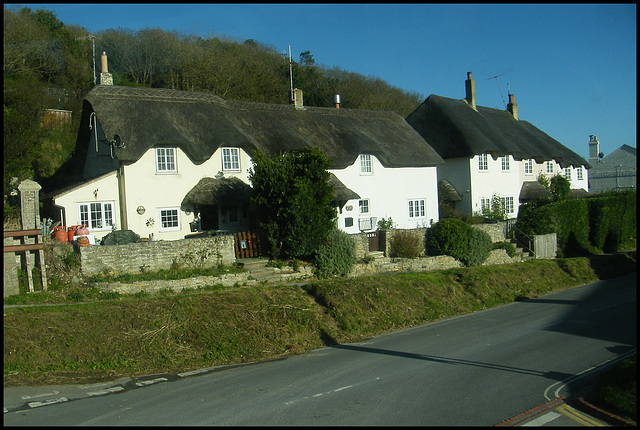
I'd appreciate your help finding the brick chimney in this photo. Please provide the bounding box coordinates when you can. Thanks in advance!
[465,72,476,110]
[507,93,518,120]
[99,52,113,86]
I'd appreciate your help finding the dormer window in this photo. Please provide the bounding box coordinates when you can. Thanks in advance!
[156,147,176,173]
[222,147,240,171]
[501,156,510,171]
[360,154,372,175]
[524,159,533,175]
[546,161,554,174]
[478,154,488,171]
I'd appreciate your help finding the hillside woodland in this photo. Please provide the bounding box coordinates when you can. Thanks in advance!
[3,5,424,226]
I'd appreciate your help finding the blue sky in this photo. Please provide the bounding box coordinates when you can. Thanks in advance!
[10,3,637,161]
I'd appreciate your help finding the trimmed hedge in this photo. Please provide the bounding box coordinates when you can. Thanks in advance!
[516,190,636,257]
[313,228,357,279]
[389,230,423,259]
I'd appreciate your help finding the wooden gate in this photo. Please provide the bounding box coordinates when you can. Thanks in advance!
[233,230,266,259]
[367,231,380,252]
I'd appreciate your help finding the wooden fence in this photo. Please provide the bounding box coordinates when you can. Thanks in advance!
[3,229,48,292]
[233,230,266,259]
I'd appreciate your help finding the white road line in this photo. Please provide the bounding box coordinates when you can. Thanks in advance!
[334,385,352,392]
[21,390,59,400]
[87,386,125,396]
[178,369,209,377]
[28,397,68,408]
[521,411,561,426]
[135,377,168,387]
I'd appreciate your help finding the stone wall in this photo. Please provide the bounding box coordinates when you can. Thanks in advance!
[471,222,507,243]
[79,235,235,277]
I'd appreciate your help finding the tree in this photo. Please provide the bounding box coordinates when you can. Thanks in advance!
[248,147,337,260]
[549,174,571,200]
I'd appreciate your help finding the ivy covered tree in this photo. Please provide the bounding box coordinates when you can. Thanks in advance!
[248,147,337,260]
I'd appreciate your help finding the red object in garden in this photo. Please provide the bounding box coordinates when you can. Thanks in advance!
[75,225,89,237]
[52,226,68,242]
[68,225,80,242]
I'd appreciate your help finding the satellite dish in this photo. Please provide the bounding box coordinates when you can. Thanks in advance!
[112,134,125,148]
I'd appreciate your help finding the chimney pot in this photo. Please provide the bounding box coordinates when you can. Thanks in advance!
[507,93,518,120]
[333,94,341,108]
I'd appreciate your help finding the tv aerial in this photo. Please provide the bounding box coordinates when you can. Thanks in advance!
[487,73,507,108]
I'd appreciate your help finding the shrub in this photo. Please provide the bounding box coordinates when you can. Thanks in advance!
[425,218,492,266]
[425,218,469,260]
[491,241,516,258]
[389,230,423,258]
[314,228,357,279]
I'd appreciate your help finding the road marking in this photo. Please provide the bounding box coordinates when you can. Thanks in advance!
[135,377,168,387]
[87,386,125,396]
[334,385,352,392]
[21,390,59,400]
[544,348,636,400]
[178,369,209,377]
[28,397,68,408]
[557,404,604,426]
[521,411,560,426]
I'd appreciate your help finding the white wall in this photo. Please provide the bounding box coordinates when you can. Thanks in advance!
[53,171,120,240]
[469,154,521,218]
[330,155,440,234]
[122,146,252,240]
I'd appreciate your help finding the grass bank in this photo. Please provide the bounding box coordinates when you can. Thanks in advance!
[4,252,635,389]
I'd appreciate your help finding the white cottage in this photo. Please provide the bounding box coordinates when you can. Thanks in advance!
[406,72,590,219]
[41,85,444,242]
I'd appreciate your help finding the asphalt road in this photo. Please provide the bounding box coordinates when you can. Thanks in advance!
[4,272,636,426]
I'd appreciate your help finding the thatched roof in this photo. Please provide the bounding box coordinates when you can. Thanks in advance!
[519,181,553,201]
[328,173,360,201]
[181,177,253,206]
[406,94,590,169]
[438,179,462,202]
[85,85,444,169]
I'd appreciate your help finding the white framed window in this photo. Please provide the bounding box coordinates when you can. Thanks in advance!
[159,207,180,231]
[501,156,510,171]
[576,166,583,180]
[478,154,488,171]
[222,147,240,171]
[359,199,370,215]
[408,199,426,218]
[500,196,514,214]
[156,147,176,173]
[360,154,372,175]
[480,197,491,213]
[564,167,572,181]
[524,159,533,175]
[78,201,114,230]
[546,161,554,174]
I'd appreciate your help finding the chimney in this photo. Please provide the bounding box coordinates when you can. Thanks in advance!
[99,51,113,86]
[333,94,341,109]
[293,88,304,108]
[588,135,601,164]
[507,93,518,120]
[465,72,476,110]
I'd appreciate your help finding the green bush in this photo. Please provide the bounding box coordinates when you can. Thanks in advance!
[314,228,357,279]
[389,230,423,259]
[425,219,492,266]
[491,241,516,258]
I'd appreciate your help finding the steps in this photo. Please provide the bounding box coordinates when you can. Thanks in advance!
[507,239,534,261]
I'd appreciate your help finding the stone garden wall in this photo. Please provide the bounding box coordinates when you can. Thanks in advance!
[79,235,235,277]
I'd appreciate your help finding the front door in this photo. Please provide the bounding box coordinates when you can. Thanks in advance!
[200,204,219,230]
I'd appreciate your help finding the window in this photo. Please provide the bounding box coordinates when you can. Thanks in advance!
[409,199,425,218]
[524,159,533,175]
[222,147,240,171]
[156,147,176,173]
[79,202,114,230]
[345,217,354,228]
[501,156,510,171]
[478,154,488,171]
[546,161,554,174]
[360,154,372,174]
[159,208,180,231]
[499,196,514,214]
[359,199,370,215]
[564,167,572,181]
[576,167,583,180]
[480,198,492,213]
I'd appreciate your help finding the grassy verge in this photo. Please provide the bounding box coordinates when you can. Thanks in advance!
[4,253,636,397]
[589,355,636,422]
